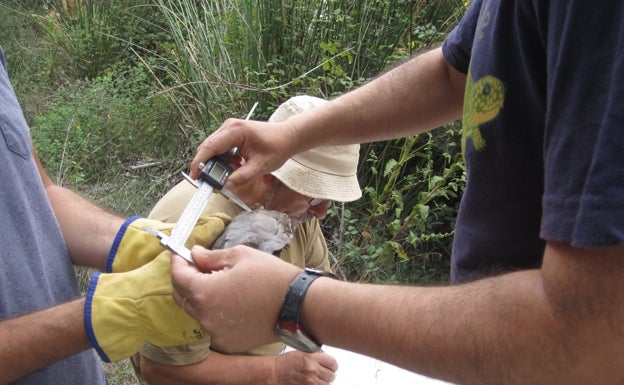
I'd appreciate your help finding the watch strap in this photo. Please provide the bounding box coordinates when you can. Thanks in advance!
[279,269,335,324]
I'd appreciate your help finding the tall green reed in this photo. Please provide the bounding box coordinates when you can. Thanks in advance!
[147,0,441,134]
[34,0,164,80]
[34,0,126,79]
[148,0,467,283]
[27,0,467,284]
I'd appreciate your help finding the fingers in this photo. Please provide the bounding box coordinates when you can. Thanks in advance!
[190,119,241,179]
[317,352,339,372]
[170,254,200,318]
[308,352,339,382]
[312,352,339,383]
[190,118,292,187]
[319,366,337,384]
[279,351,338,384]
[170,247,219,294]
[189,128,229,179]
[170,247,233,322]
[189,245,232,273]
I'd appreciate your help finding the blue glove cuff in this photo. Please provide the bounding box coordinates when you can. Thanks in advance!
[106,215,142,273]
[83,272,111,362]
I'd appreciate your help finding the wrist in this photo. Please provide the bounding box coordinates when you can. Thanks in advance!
[275,268,337,352]
[299,274,333,346]
[106,215,142,272]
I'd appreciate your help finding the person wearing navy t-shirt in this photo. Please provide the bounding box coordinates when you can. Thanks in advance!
[174,1,624,384]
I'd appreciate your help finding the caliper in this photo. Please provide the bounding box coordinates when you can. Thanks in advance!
[145,103,257,264]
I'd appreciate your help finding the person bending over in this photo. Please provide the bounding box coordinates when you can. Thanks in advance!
[138,96,361,385]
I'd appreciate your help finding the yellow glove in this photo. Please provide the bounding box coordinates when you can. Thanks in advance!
[85,252,204,362]
[106,214,230,273]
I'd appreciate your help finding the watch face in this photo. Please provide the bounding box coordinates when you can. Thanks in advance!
[275,323,321,353]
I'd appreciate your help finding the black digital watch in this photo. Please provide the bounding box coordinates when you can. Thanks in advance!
[275,268,337,352]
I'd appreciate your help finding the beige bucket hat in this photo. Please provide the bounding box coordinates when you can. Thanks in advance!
[269,95,362,202]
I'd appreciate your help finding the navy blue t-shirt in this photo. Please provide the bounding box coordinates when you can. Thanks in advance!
[442,0,624,282]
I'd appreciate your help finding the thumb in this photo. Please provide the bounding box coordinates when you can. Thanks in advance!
[170,250,221,301]
[188,245,232,273]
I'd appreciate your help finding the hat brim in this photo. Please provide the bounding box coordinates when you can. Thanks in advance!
[272,159,362,203]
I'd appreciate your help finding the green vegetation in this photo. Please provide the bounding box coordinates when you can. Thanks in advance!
[2,0,466,381]
[4,0,466,288]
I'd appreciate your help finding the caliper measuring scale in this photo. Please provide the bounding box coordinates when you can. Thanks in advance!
[145,102,258,264]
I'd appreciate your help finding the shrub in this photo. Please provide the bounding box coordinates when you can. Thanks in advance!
[30,61,181,187]
[34,0,168,80]
[328,122,465,284]
[146,0,463,133]
[19,0,468,285]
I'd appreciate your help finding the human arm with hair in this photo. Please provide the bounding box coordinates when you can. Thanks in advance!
[33,145,125,269]
[140,348,337,385]
[0,145,228,383]
[190,48,465,185]
[0,298,92,384]
[171,242,624,385]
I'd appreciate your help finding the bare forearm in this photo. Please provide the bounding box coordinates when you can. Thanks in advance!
[141,352,275,385]
[45,184,123,268]
[34,149,123,269]
[143,348,337,385]
[0,298,92,384]
[303,272,555,384]
[289,48,465,152]
[303,245,624,384]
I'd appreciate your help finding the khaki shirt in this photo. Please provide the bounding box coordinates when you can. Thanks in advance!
[141,180,330,365]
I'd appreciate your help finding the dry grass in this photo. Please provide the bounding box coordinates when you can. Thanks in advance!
[102,359,141,385]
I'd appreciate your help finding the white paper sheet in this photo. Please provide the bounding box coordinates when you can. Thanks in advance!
[284,345,456,385]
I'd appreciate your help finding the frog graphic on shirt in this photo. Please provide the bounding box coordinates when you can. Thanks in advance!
[462,70,505,153]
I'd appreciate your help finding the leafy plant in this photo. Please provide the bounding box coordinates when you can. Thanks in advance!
[141,0,467,284]
[29,61,180,188]
[17,0,468,289]
[328,122,465,284]
[0,2,58,120]
[144,0,461,135]
[33,0,167,80]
